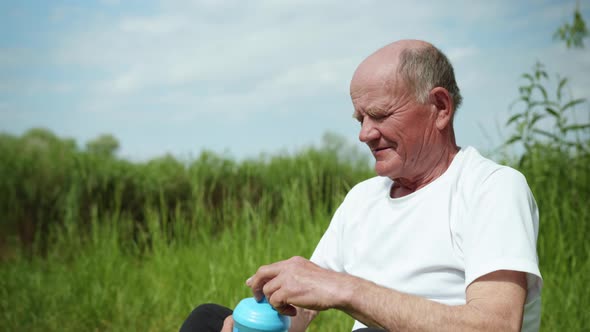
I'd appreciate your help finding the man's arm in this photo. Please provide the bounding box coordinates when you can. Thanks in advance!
[248,257,527,332]
[345,269,526,331]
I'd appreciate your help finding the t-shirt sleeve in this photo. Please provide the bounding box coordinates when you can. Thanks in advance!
[463,167,542,300]
[310,204,345,273]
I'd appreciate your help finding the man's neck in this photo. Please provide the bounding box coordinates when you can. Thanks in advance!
[390,144,459,198]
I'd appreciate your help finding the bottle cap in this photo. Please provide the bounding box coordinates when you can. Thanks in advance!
[233,297,291,332]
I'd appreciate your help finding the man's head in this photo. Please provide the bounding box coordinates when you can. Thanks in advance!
[350,40,461,185]
[397,44,463,113]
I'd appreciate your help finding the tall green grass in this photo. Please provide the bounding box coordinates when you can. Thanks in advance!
[0,129,367,331]
[516,144,590,331]
[0,186,354,331]
[0,129,589,331]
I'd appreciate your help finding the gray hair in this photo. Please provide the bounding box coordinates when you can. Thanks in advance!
[397,46,463,112]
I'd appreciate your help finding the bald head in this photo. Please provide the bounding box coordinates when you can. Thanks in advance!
[354,40,432,73]
[351,39,463,112]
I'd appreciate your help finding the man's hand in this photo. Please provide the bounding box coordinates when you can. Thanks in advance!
[246,256,355,316]
[220,315,234,332]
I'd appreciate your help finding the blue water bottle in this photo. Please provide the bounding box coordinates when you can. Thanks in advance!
[232,297,291,332]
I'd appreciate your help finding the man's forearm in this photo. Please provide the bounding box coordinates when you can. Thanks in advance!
[338,272,525,332]
[343,281,489,331]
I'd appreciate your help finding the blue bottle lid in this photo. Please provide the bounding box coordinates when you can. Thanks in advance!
[233,297,291,332]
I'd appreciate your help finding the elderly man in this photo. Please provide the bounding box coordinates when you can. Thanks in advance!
[180,39,542,332]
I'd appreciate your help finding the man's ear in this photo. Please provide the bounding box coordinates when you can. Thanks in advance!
[429,87,454,130]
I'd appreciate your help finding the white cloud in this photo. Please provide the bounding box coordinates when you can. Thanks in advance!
[258,57,357,97]
[3,0,589,159]
[51,2,440,104]
[119,15,190,34]
[447,47,479,62]
[109,70,144,94]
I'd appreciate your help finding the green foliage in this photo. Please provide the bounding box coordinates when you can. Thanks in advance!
[505,62,589,159]
[0,126,589,330]
[554,6,589,48]
[501,8,590,326]
[504,144,590,331]
[86,134,120,157]
[0,129,372,256]
[0,129,369,331]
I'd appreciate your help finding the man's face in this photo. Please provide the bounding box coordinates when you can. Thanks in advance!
[351,76,437,181]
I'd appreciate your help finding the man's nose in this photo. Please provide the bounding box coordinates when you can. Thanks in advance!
[359,119,379,143]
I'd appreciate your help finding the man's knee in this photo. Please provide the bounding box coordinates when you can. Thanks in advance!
[180,303,233,332]
[189,303,231,320]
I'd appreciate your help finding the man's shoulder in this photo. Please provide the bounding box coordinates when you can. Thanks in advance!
[460,147,523,180]
[458,146,530,193]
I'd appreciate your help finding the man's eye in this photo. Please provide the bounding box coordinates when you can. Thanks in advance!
[371,113,388,121]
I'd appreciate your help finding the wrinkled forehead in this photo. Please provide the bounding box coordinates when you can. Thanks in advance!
[350,77,396,121]
[350,62,406,106]
[350,61,413,120]
[350,61,399,94]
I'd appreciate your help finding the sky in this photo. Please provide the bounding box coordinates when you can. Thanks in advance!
[1,0,589,161]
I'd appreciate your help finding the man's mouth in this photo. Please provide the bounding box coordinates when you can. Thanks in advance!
[372,143,397,154]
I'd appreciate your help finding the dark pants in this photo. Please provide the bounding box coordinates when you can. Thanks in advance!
[180,303,385,331]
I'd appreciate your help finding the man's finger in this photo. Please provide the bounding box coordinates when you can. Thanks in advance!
[220,315,234,332]
[262,275,282,300]
[268,289,298,316]
[274,303,298,316]
[246,261,284,300]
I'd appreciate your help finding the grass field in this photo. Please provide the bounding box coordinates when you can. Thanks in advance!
[0,198,353,331]
[0,130,589,331]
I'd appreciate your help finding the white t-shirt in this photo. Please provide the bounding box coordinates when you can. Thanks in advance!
[310,146,542,331]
